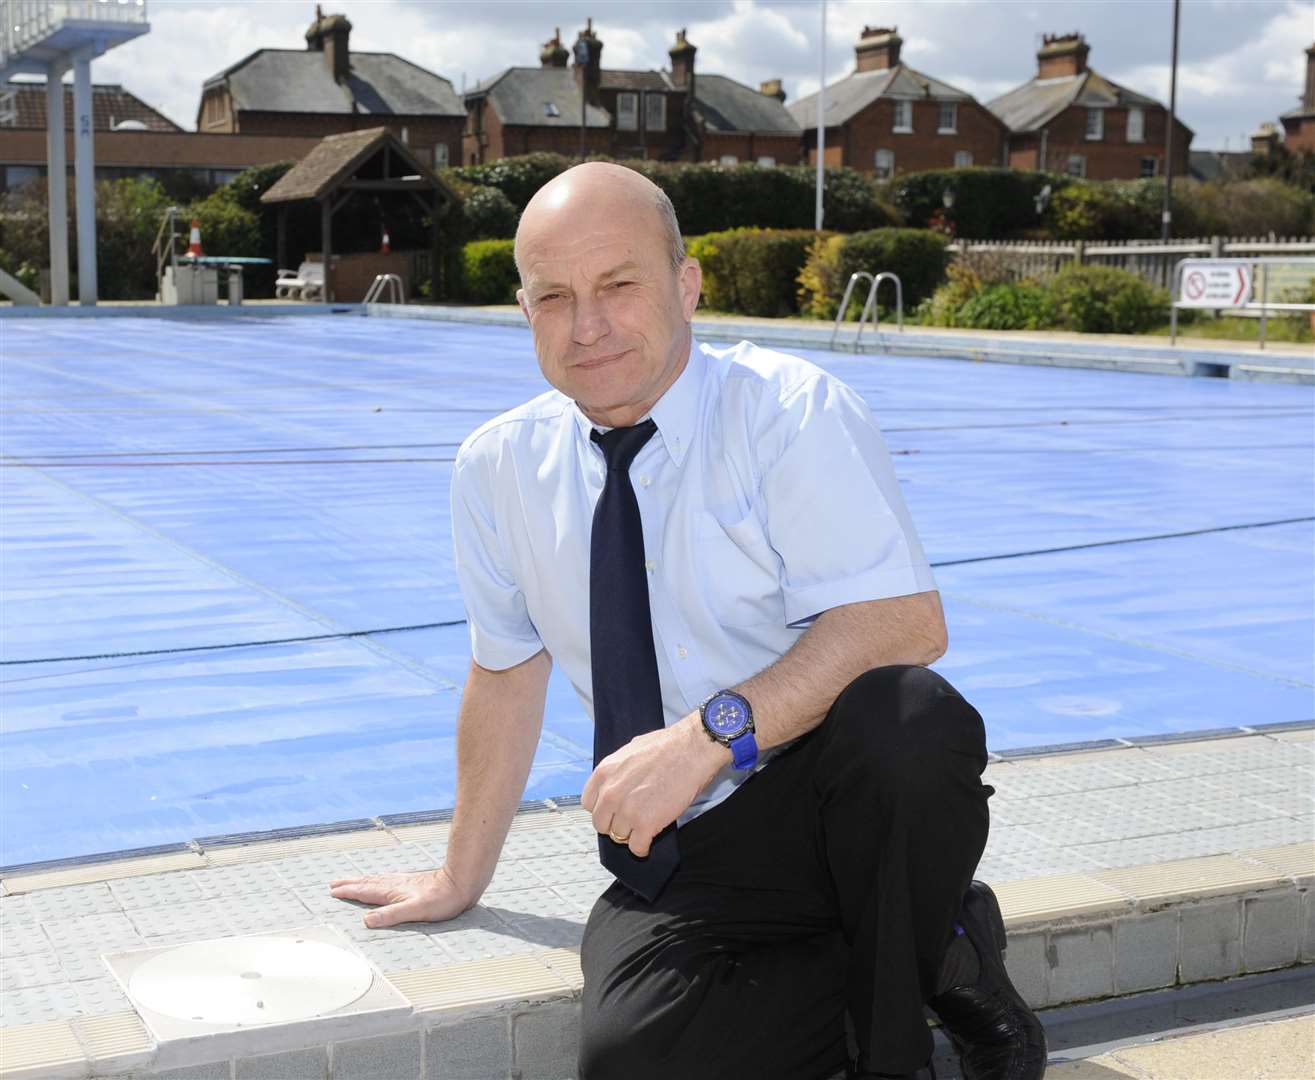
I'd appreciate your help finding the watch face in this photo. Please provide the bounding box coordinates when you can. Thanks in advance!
[704,693,750,738]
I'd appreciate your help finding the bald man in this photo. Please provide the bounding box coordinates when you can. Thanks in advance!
[330,163,1045,1080]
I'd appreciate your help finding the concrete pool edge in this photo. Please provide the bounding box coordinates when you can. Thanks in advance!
[2,727,1311,1079]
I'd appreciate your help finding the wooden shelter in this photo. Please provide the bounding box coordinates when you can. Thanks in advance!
[261,126,453,302]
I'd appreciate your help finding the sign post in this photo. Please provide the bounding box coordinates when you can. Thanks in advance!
[1178,261,1253,308]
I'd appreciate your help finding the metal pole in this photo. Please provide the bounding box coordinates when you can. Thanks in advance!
[45,62,69,305]
[1161,0,1180,242]
[814,0,826,230]
[579,86,586,159]
[72,50,97,304]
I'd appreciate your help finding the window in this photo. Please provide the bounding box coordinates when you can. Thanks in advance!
[400,125,409,144]
[892,99,912,132]
[954,150,973,168]
[719,154,739,165]
[1085,108,1103,140]
[645,92,666,133]
[1127,106,1145,143]
[1066,153,1086,177]
[938,102,957,133]
[617,92,638,132]
[874,148,895,178]
[543,101,560,118]
[1140,155,1158,177]
[432,143,449,168]
[757,155,777,167]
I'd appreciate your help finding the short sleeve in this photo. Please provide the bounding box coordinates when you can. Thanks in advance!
[760,375,937,626]
[449,449,544,670]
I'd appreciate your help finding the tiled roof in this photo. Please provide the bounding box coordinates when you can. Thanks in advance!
[260,126,452,203]
[788,63,977,128]
[600,70,669,92]
[204,49,464,118]
[987,69,1164,133]
[3,81,181,131]
[468,68,611,128]
[692,74,801,135]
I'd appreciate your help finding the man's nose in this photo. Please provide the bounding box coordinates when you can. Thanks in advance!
[571,294,610,347]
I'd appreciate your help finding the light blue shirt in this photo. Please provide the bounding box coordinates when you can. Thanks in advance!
[450,338,937,822]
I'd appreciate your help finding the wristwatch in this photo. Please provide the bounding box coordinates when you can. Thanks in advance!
[699,689,758,771]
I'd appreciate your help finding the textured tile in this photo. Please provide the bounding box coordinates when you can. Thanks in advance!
[0,919,52,958]
[483,888,583,923]
[993,875,1130,927]
[185,862,284,899]
[501,829,596,860]
[343,845,441,876]
[1096,854,1284,903]
[1047,924,1114,1003]
[71,975,133,1017]
[347,930,447,974]
[106,873,204,910]
[23,882,120,920]
[40,911,144,954]
[125,899,234,941]
[1113,912,1179,994]
[223,890,315,934]
[0,980,84,1025]
[264,851,368,891]
[0,1018,86,1075]
[333,1030,423,1080]
[430,926,541,963]
[425,1014,513,1079]
[513,1000,581,1080]
[1,948,69,992]
[1002,930,1048,1009]
[1242,889,1301,972]
[234,1046,328,1079]
[391,955,571,1012]
[1180,900,1243,982]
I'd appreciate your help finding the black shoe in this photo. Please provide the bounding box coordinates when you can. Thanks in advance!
[928,881,1047,1080]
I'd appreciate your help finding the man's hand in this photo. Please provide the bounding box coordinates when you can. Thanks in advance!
[582,715,730,857]
[328,865,476,929]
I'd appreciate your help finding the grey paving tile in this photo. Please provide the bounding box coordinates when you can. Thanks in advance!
[0,918,51,958]
[265,851,368,891]
[0,979,83,1024]
[1047,925,1114,1003]
[0,893,37,926]
[487,860,555,892]
[513,1000,581,1080]
[346,931,447,974]
[551,881,608,912]
[501,829,596,860]
[186,862,284,898]
[146,1063,231,1080]
[107,873,205,910]
[223,890,316,934]
[291,885,354,915]
[1004,847,1106,878]
[0,947,68,992]
[73,974,133,1016]
[345,845,441,876]
[1002,930,1048,1009]
[1242,890,1302,973]
[235,1046,328,1079]
[521,854,614,889]
[1246,790,1315,818]
[1113,912,1179,994]
[1016,816,1129,847]
[1181,900,1242,981]
[429,926,542,963]
[24,881,120,920]
[484,887,583,922]
[982,826,1051,857]
[55,946,116,982]
[126,899,234,941]
[333,1031,423,1080]
[982,766,1083,798]
[40,910,144,953]
[426,1015,512,1080]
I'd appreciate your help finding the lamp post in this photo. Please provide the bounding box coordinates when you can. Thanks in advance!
[574,37,589,160]
[1161,0,1181,242]
[815,0,826,231]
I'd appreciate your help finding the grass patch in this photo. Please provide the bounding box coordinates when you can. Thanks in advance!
[1148,314,1313,344]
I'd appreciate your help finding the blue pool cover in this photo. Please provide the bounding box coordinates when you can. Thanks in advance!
[2,314,1312,867]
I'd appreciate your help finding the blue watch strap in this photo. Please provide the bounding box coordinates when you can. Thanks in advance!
[729,730,758,771]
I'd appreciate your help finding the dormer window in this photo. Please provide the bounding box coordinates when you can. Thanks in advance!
[544,102,560,118]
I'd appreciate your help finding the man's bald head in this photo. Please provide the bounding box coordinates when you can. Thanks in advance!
[514,162,685,279]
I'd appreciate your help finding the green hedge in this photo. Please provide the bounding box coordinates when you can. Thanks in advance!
[687,228,825,316]
[1048,263,1167,333]
[887,168,1069,239]
[798,228,951,319]
[955,282,1058,330]
[460,238,519,304]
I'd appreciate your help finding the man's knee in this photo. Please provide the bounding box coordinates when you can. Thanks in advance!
[825,664,986,770]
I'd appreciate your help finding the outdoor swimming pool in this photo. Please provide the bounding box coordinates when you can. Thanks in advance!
[2,313,1311,868]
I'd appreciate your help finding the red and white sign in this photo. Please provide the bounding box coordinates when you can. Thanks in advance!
[1179,261,1252,308]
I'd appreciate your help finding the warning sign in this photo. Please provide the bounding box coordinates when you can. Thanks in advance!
[1178,261,1253,308]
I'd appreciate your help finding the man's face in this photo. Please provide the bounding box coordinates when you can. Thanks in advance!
[516,196,701,427]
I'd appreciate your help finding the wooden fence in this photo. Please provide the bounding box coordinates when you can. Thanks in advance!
[945,237,1315,291]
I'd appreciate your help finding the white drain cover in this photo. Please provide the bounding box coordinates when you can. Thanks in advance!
[127,933,374,1026]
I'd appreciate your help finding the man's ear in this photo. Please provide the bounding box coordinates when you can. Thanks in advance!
[679,258,702,321]
[516,288,530,323]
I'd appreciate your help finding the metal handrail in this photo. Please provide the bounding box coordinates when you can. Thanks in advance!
[829,271,904,352]
[363,273,404,305]
[1170,256,1315,351]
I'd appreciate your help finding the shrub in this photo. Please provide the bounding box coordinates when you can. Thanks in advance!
[955,282,1057,330]
[1047,263,1167,333]
[94,176,174,300]
[1175,178,1315,237]
[687,228,824,316]
[442,153,575,210]
[455,183,519,240]
[887,168,1069,239]
[460,238,519,304]
[797,228,950,319]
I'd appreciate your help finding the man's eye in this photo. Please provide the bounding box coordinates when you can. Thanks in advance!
[609,280,634,290]
[537,293,562,302]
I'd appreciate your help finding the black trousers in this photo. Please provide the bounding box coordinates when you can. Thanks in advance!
[578,664,993,1080]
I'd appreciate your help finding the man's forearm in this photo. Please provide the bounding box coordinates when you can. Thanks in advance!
[444,650,552,901]
[680,591,948,776]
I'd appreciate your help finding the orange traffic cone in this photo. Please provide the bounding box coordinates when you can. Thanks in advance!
[187,218,203,258]
[380,227,391,255]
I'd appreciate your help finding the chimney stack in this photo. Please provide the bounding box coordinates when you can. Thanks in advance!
[306,9,352,84]
[540,27,569,69]
[759,78,786,104]
[1304,42,1315,111]
[573,18,603,106]
[1037,32,1089,79]
[855,26,901,73]
[1251,122,1281,157]
[669,28,696,89]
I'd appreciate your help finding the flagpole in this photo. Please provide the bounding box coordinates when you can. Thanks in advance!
[815,0,826,230]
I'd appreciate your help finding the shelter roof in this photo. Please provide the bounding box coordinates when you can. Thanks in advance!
[260,126,450,204]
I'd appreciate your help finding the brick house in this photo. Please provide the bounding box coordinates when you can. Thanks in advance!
[1278,43,1315,153]
[786,27,1008,177]
[0,79,317,194]
[989,33,1192,181]
[462,23,800,166]
[197,11,466,172]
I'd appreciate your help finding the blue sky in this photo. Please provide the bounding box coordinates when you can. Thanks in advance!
[83,0,1315,150]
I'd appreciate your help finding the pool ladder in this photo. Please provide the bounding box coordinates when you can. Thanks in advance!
[363,273,405,305]
[830,271,903,352]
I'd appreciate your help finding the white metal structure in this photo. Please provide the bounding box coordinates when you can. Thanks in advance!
[0,1,150,306]
[1170,256,1315,351]
[362,273,404,305]
[830,271,904,352]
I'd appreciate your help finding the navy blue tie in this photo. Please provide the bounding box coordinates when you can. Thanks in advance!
[589,419,680,901]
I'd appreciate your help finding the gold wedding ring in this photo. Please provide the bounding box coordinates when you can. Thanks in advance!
[608,830,631,844]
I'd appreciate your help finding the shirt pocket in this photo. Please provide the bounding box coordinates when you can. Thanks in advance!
[693,507,786,628]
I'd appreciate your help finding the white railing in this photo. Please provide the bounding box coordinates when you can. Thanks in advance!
[363,273,405,305]
[946,236,1315,290]
[1,1,147,65]
[1170,257,1315,351]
